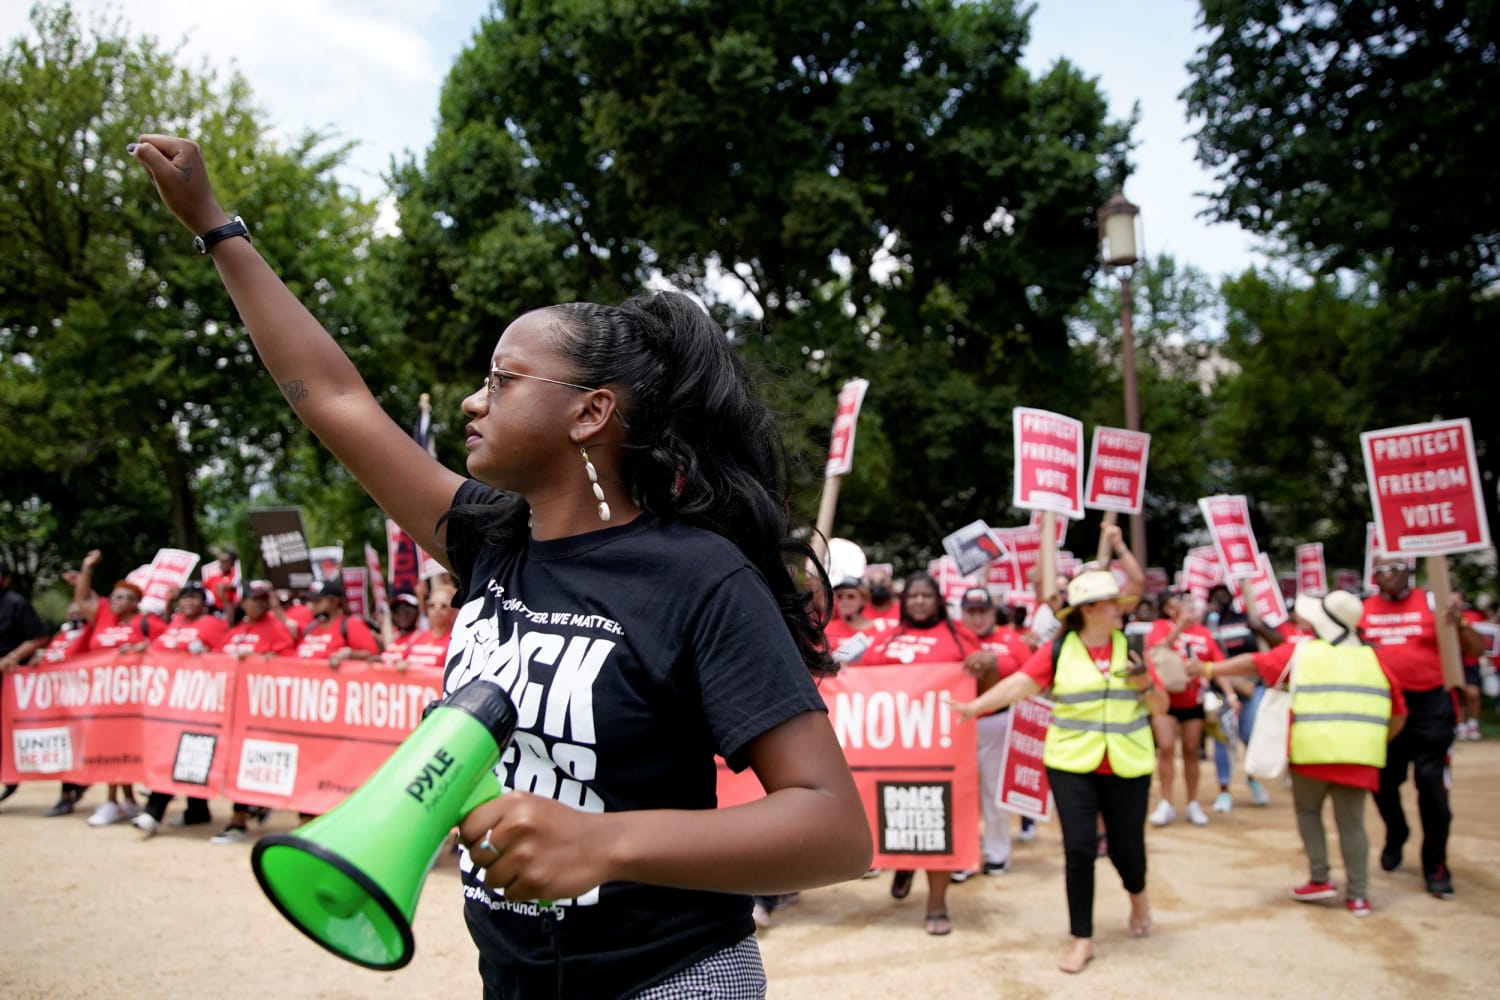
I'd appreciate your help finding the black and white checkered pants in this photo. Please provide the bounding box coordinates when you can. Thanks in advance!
[631,936,766,999]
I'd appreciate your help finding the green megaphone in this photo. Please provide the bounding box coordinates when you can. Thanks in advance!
[250,680,518,970]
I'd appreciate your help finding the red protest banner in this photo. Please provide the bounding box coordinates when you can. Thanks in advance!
[386,518,421,596]
[1362,522,1385,594]
[223,657,443,815]
[826,378,870,477]
[995,696,1053,821]
[1361,417,1490,556]
[1,650,234,795]
[1083,427,1151,515]
[1295,542,1328,596]
[718,663,979,871]
[1198,495,1262,579]
[1002,526,1043,595]
[341,566,370,620]
[1013,407,1084,519]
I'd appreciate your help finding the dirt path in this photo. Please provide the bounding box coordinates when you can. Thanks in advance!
[3,743,1497,998]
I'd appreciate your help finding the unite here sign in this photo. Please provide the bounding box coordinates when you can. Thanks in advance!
[826,378,871,478]
[1361,418,1490,556]
[1083,427,1151,515]
[1013,407,1084,519]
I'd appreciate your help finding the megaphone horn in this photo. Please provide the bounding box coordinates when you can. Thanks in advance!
[250,680,518,970]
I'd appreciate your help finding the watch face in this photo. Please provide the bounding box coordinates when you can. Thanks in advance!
[193,236,208,254]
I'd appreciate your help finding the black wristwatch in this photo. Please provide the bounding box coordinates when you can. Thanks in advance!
[194,216,252,255]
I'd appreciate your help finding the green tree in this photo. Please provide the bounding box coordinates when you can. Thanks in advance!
[0,3,410,587]
[1184,0,1500,291]
[1184,1,1500,550]
[387,0,1134,566]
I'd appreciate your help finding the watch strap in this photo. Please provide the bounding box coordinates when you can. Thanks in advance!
[194,216,252,255]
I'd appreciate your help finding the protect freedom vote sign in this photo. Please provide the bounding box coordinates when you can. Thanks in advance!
[1083,426,1150,515]
[1198,495,1261,579]
[1361,418,1490,556]
[826,378,870,477]
[1013,407,1084,519]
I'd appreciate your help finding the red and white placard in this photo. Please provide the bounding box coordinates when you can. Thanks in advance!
[1295,542,1328,596]
[1013,407,1084,519]
[1198,495,1262,579]
[1083,427,1151,515]
[1361,417,1490,556]
[826,378,871,477]
[1237,553,1289,627]
[138,548,203,616]
[995,696,1054,822]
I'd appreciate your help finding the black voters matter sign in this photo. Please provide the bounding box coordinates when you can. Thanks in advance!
[1012,407,1084,519]
[1361,418,1490,556]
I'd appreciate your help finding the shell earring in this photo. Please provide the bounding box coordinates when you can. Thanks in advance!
[582,447,610,522]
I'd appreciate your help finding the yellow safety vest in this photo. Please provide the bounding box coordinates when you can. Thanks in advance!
[1289,640,1392,768]
[1042,632,1155,778]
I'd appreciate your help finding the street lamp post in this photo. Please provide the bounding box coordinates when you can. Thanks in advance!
[1098,190,1146,567]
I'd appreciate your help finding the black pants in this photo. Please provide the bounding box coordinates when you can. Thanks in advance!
[144,791,212,823]
[1374,687,1455,878]
[1047,768,1150,939]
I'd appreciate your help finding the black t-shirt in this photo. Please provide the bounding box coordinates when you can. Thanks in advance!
[1210,609,1257,659]
[443,480,825,999]
[0,588,47,657]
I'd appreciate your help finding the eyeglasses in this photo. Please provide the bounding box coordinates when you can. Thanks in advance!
[1373,564,1412,575]
[483,367,595,396]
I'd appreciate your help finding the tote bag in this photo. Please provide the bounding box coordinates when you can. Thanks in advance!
[1243,659,1295,781]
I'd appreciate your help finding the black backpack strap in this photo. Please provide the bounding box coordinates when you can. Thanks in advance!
[1051,633,1067,672]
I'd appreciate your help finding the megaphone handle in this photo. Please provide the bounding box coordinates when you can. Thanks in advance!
[459,767,504,818]
[456,768,557,908]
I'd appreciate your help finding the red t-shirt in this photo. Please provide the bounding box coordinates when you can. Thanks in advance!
[1250,642,1408,791]
[153,613,228,652]
[296,614,380,659]
[87,604,165,651]
[1361,589,1442,691]
[978,626,1031,680]
[223,616,296,657]
[867,619,981,666]
[401,629,452,673]
[1019,635,1163,775]
[40,623,88,663]
[1146,619,1225,708]
[1462,608,1485,667]
[283,603,314,637]
[863,602,902,632]
[202,567,239,610]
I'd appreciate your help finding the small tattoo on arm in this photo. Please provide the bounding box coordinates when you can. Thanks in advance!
[177,165,192,183]
[280,379,310,405]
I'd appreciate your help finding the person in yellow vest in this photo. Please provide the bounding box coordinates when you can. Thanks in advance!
[952,555,1165,975]
[1191,590,1407,917]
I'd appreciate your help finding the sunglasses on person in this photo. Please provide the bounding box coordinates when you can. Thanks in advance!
[1373,563,1412,575]
[480,367,631,428]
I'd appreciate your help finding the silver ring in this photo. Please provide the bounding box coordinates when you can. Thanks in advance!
[478,830,494,853]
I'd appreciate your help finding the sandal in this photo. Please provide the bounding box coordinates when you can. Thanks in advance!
[924,910,953,936]
[890,869,915,900]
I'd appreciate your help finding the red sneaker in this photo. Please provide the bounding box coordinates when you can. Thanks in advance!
[1288,880,1339,902]
[1345,897,1371,917]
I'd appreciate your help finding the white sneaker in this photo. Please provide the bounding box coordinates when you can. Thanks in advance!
[209,826,248,845]
[1149,800,1176,827]
[1018,820,1037,843]
[86,801,126,826]
[1248,778,1270,806]
[131,813,160,838]
[751,901,771,930]
[1186,801,1210,826]
[1465,720,1482,742]
[117,800,141,821]
[1212,791,1233,813]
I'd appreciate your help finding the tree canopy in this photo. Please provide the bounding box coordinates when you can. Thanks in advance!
[388,0,1135,566]
[0,3,408,593]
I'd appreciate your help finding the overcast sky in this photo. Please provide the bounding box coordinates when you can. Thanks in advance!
[3,0,1265,279]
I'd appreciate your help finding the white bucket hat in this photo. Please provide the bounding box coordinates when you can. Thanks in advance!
[1058,570,1129,618]
[1292,590,1364,647]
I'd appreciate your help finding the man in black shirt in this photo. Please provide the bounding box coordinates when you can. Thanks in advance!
[1,560,50,802]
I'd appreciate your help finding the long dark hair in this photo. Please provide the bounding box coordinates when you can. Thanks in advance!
[445,290,833,677]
